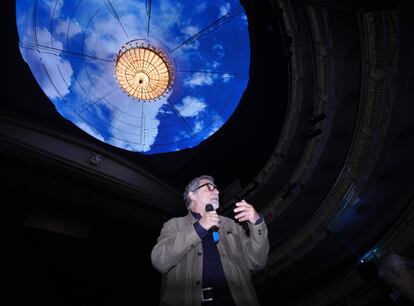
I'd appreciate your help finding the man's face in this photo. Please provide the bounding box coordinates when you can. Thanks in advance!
[190,179,220,210]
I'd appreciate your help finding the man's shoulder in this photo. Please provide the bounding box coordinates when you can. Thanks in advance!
[164,213,192,226]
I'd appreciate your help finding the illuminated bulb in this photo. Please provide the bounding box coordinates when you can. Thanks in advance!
[114,41,174,101]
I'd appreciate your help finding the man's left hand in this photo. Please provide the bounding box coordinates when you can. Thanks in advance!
[234,200,260,224]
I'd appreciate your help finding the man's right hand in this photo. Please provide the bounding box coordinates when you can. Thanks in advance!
[199,210,220,230]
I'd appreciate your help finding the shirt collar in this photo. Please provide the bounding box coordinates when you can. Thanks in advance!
[190,210,201,220]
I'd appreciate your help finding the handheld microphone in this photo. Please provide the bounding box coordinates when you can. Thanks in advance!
[205,204,219,244]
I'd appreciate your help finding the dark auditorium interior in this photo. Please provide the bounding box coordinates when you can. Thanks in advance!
[5,0,414,305]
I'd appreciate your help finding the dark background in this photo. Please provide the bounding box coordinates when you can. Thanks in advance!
[4,0,414,305]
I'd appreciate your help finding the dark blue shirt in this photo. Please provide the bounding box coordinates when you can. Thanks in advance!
[191,211,263,305]
[191,211,228,289]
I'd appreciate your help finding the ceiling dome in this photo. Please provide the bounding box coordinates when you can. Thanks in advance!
[16,0,250,154]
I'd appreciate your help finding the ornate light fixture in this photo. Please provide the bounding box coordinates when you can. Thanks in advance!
[114,40,174,101]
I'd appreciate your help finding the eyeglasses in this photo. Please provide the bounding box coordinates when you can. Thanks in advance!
[192,182,219,192]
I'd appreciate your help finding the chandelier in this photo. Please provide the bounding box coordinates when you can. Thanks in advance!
[114,40,174,101]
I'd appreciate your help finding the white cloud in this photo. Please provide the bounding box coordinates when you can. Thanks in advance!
[158,108,173,115]
[211,61,220,69]
[195,3,207,13]
[55,18,82,38]
[222,73,232,83]
[158,0,182,27]
[35,25,69,50]
[207,113,224,136]
[176,25,202,50]
[182,25,199,37]
[219,4,231,17]
[74,61,117,105]
[213,44,225,56]
[29,27,73,100]
[83,17,133,60]
[193,120,204,133]
[180,40,200,51]
[191,113,224,139]
[16,13,27,33]
[77,121,105,142]
[184,72,215,88]
[45,0,64,19]
[210,44,224,69]
[36,27,54,47]
[109,94,170,152]
[117,12,146,36]
[176,96,206,117]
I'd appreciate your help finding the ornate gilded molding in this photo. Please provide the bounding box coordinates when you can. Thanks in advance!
[261,5,335,224]
[255,6,399,281]
[222,0,304,208]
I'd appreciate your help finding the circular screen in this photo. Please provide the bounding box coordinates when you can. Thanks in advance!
[16,0,250,154]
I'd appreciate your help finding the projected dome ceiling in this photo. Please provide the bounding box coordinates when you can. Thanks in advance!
[16,0,250,154]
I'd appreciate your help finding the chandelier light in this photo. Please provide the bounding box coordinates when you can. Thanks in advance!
[114,41,174,101]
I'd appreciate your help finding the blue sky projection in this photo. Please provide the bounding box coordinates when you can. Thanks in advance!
[16,0,250,154]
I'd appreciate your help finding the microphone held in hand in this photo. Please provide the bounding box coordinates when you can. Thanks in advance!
[205,203,219,244]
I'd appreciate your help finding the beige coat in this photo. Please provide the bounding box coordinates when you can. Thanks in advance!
[151,212,269,306]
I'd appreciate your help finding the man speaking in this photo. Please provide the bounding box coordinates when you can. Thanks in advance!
[151,175,269,306]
